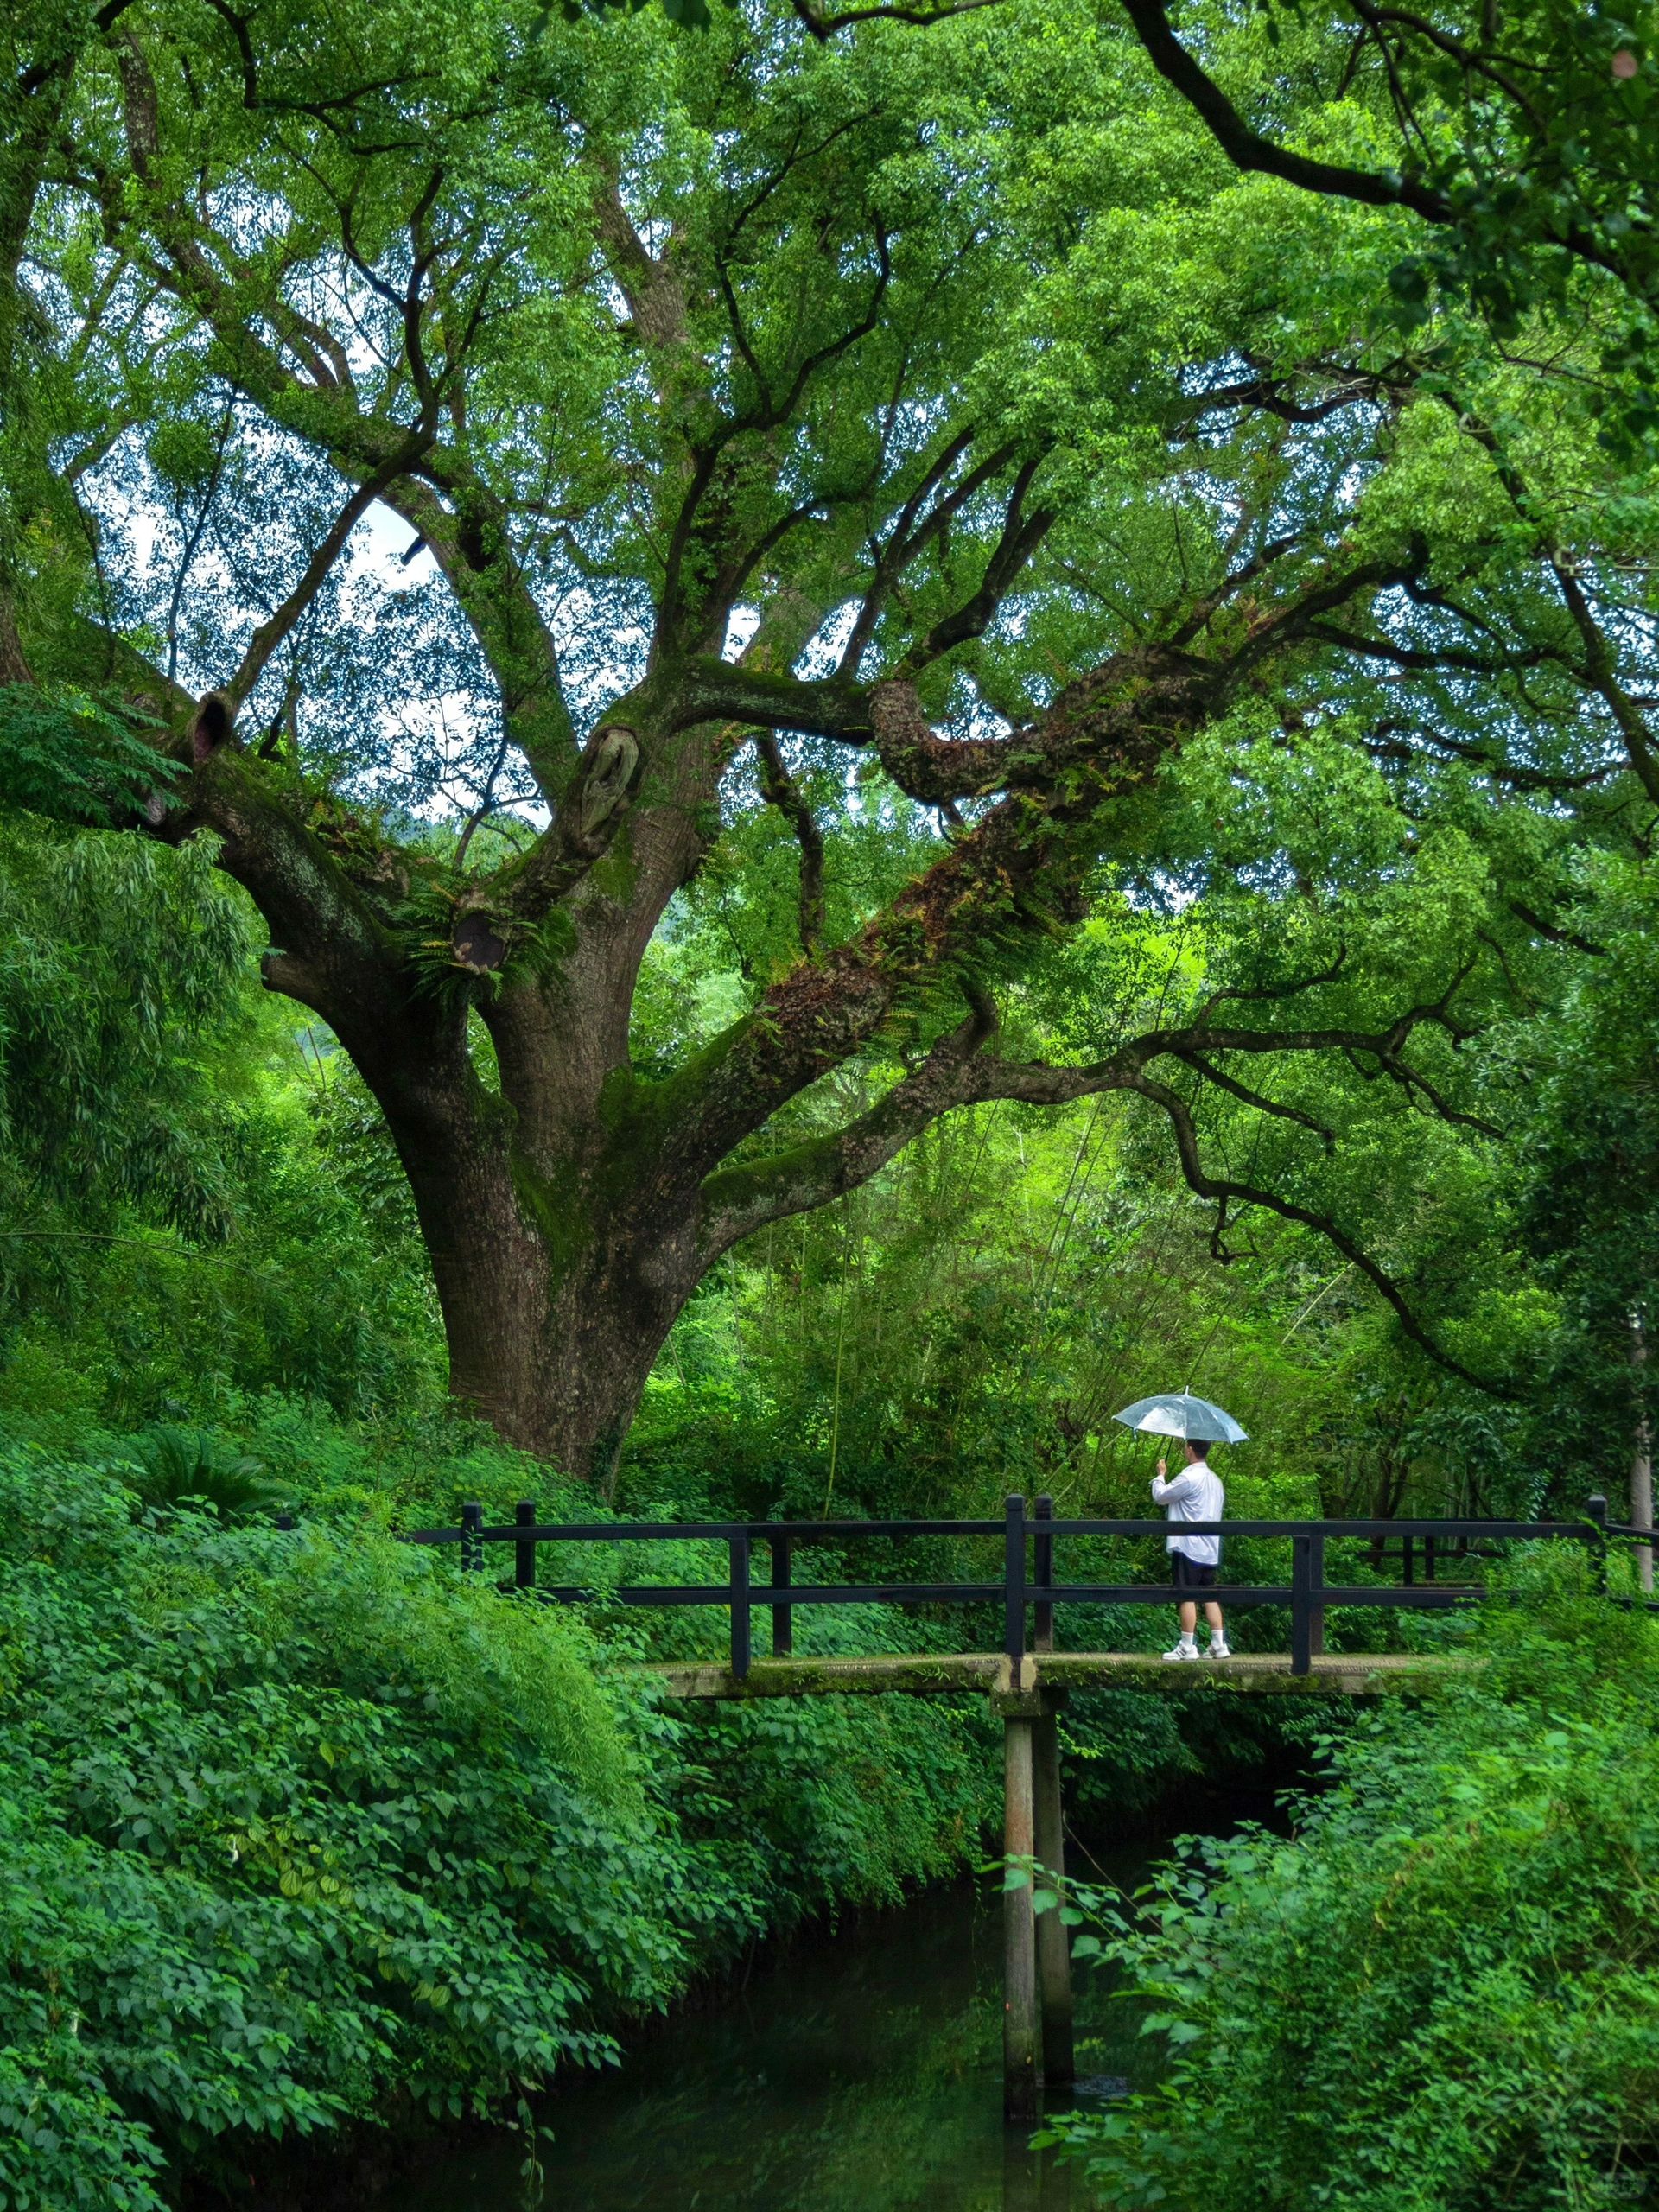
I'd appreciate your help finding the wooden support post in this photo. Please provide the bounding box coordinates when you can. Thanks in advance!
[1307,1532,1326,1658]
[1004,1493,1027,1665]
[514,1499,537,1591]
[1632,1317,1653,1594]
[1003,1710,1040,2122]
[1033,1699,1074,2085]
[1001,2130,1042,2212]
[1290,1534,1312,1675]
[1588,1492,1609,1597]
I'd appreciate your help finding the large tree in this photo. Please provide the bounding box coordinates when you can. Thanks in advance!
[1,0,1641,1478]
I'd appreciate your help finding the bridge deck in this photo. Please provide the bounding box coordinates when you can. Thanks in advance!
[624,1649,1469,1701]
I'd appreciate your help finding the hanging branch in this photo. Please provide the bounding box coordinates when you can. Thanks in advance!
[1121,1069,1500,1391]
[753,732,826,953]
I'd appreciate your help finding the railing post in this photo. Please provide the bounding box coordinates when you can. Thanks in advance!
[1424,1533,1436,1584]
[1033,1494,1055,1655]
[1290,1533,1313,1675]
[461,1501,484,1574]
[514,1500,537,1591]
[1307,1531,1325,1658]
[1402,1533,1414,1587]
[1004,1495,1027,1666]
[729,1530,752,1680]
[1588,1492,1609,1597]
[276,1511,295,1532]
[771,1533,793,1657]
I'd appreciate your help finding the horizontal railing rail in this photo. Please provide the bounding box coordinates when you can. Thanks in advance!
[365,1491,1624,1681]
[410,1515,1585,1542]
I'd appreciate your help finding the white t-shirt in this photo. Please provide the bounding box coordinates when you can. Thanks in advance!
[1151,1462,1224,1566]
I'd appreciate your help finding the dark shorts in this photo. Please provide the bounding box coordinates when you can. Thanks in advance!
[1172,1554,1218,1591]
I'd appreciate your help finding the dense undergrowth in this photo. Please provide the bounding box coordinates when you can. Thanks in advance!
[0,1424,998,2211]
[1044,1554,1659,2212]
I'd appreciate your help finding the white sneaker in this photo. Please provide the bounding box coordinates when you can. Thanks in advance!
[1162,1638,1200,1662]
[1208,1639,1232,1659]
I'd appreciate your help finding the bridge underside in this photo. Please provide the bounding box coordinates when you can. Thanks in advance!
[626,1649,1468,1701]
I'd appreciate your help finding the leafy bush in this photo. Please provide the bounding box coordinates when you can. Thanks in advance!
[0,1439,995,2206]
[1041,1554,1659,2212]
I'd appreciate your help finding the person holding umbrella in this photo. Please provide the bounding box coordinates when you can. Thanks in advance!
[1113,1392,1245,1662]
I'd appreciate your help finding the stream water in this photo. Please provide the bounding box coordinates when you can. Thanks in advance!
[407,1839,1164,2212]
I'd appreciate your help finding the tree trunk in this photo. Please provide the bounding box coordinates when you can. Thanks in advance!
[361,1025,704,1488]
[403,1141,700,1487]
[434,1220,693,1491]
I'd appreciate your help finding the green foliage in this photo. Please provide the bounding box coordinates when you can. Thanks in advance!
[1040,1562,1659,2211]
[3,0,1659,2195]
[121,1421,289,1518]
[1511,856,1659,1429]
[0,688,176,829]
[0,817,442,1429]
[0,817,254,1242]
[0,1430,997,2204]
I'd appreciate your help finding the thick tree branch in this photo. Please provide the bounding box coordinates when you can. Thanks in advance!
[1115,0,1456,222]
[699,976,1503,1395]
[790,0,1007,35]
[591,169,688,351]
[1114,0,1622,288]
[108,35,575,792]
[697,996,998,1253]
[836,433,1014,675]
[675,663,1029,801]
[658,225,892,647]
[664,549,1428,1198]
[896,455,1057,671]
[1366,722,1611,795]
[1551,562,1659,809]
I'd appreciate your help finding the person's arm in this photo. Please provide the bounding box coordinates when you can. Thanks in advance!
[1151,1466,1201,1504]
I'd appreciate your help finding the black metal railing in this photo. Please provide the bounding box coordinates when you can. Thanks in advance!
[391,1491,1626,1679]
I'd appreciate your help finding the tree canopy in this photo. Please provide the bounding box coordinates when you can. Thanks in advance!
[2,0,1655,1477]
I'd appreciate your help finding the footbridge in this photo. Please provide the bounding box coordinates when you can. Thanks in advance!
[400,1491,1636,2119]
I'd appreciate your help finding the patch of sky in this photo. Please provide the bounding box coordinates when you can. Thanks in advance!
[795,602,861,682]
[724,607,762,663]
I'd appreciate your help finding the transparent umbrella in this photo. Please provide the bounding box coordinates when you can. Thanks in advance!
[1112,1392,1248,1444]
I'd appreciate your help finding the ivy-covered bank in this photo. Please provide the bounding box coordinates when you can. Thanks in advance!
[0,1433,998,2211]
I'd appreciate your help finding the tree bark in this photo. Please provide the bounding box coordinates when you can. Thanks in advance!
[374,1064,703,1488]
[327,917,718,1485]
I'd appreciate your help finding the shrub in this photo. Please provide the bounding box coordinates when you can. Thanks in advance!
[1041,1553,1659,2212]
[0,1439,996,2205]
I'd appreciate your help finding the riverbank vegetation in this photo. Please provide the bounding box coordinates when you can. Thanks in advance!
[1046,1565,1659,2211]
[3,0,1658,2201]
